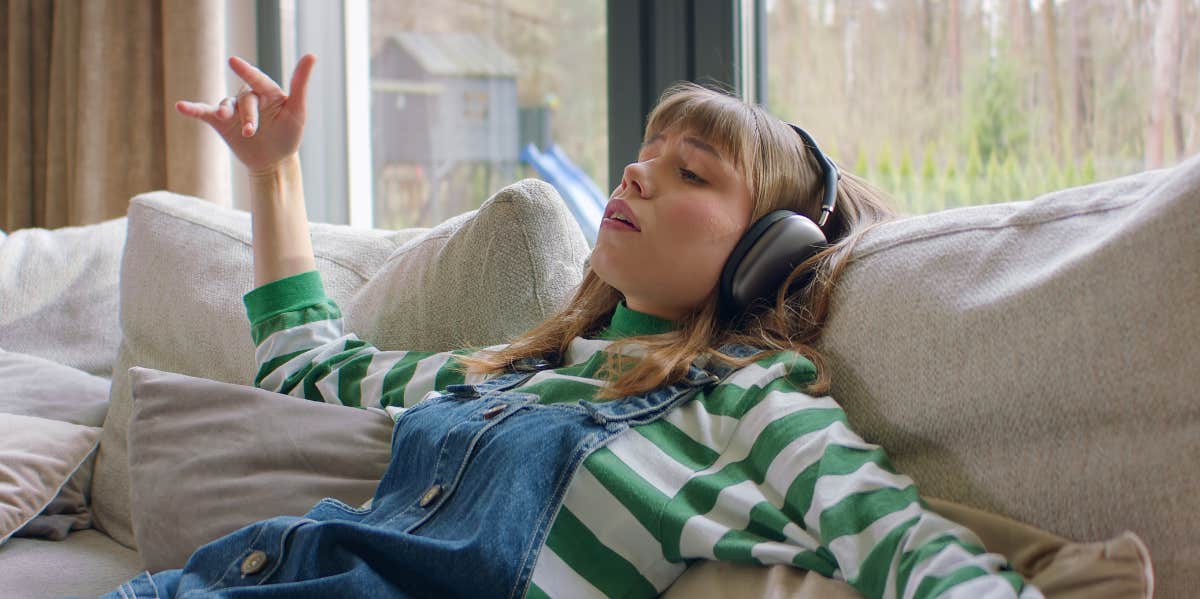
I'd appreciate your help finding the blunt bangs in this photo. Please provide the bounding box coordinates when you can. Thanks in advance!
[643,83,760,188]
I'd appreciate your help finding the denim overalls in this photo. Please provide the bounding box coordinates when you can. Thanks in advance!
[101,347,756,599]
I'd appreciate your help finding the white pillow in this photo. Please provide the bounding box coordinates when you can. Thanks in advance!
[91,179,589,549]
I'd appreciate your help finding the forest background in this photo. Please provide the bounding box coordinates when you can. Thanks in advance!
[370,0,1200,223]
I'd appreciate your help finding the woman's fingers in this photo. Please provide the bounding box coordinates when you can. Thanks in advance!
[228,56,283,100]
[216,96,236,120]
[237,91,260,137]
[174,100,206,119]
[286,54,318,115]
[176,99,231,127]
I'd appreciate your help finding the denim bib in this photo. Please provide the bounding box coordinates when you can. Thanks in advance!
[102,345,758,599]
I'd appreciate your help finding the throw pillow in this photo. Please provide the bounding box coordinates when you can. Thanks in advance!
[0,350,112,542]
[92,179,589,549]
[127,367,393,572]
[0,414,101,545]
[816,154,1199,597]
[0,349,112,426]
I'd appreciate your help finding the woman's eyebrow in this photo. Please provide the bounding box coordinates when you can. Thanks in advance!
[682,136,722,161]
[639,134,664,153]
[640,133,723,162]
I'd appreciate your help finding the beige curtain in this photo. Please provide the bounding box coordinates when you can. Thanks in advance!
[1,0,231,232]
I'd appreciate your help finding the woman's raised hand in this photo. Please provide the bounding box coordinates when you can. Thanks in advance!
[175,54,317,175]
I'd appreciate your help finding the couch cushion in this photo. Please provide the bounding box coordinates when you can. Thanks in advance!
[0,217,127,378]
[0,528,142,598]
[816,154,1200,598]
[91,179,588,549]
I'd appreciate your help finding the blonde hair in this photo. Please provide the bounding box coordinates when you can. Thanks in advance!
[459,81,896,398]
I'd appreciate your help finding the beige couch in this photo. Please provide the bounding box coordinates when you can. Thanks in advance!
[0,163,1194,597]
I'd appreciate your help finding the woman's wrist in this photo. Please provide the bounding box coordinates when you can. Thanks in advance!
[248,153,301,180]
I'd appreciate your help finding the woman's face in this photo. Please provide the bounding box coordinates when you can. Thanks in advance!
[590,125,754,321]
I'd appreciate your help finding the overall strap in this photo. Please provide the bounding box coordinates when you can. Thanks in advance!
[577,343,769,426]
[442,355,556,398]
[577,363,716,427]
[443,371,536,399]
[705,343,767,380]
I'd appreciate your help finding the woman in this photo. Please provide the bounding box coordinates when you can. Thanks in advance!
[105,54,1041,598]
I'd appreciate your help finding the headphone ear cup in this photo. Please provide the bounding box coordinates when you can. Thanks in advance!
[719,211,829,317]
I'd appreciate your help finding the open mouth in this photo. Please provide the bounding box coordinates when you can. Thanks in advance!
[603,199,641,231]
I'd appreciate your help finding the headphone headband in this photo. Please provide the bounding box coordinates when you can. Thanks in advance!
[787,124,840,228]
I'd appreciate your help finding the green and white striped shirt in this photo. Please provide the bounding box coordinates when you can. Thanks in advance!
[242,270,1039,599]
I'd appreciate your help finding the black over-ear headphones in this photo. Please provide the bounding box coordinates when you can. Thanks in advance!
[718,124,840,319]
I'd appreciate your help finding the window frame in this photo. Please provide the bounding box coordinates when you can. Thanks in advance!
[256,0,758,224]
[606,0,760,192]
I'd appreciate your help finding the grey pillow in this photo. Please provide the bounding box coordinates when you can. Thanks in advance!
[0,414,100,545]
[0,350,111,542]
[0,349,111,427]
[126,367,394,572]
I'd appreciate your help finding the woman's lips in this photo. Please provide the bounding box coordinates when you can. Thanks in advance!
[603,198,641,231]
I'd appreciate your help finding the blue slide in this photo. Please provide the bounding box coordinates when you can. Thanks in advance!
[520,143,607,245]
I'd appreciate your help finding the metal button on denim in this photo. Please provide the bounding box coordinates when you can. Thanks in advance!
[241,550,268,576]
[419,484,443,507]
[482,403,508,419]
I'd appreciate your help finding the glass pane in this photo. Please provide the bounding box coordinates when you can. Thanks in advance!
[369,0,608,237]
[765,0,1200,215]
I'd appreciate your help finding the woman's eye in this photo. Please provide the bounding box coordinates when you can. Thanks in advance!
[679,168,705,184]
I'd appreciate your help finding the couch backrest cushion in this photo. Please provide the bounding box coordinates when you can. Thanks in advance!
[815,155,1200,598]
[0,218,127,378]
[90,179,589,549]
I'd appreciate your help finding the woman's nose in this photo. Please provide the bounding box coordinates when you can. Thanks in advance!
[619,162,649,197]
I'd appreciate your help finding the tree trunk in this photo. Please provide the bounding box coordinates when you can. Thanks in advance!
[1146,0,1182,168]
[1069,0,1094,153]
[947,0,961,97]
[1042,0,1064,159]
[1008,0,1031,53]
[842,0,860,103]
[920,0,934,92]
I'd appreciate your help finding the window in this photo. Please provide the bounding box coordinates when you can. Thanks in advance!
[367,2,608,232]
[765,0,1200,215]
[256,0,744,231]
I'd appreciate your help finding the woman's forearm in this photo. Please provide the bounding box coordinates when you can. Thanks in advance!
[248,153,317,287]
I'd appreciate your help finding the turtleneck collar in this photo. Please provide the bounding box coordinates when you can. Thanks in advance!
[596,301,677,340]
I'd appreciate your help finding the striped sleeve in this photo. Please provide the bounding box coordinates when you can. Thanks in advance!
[688,353,1043,599]
[241,270,471,409]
